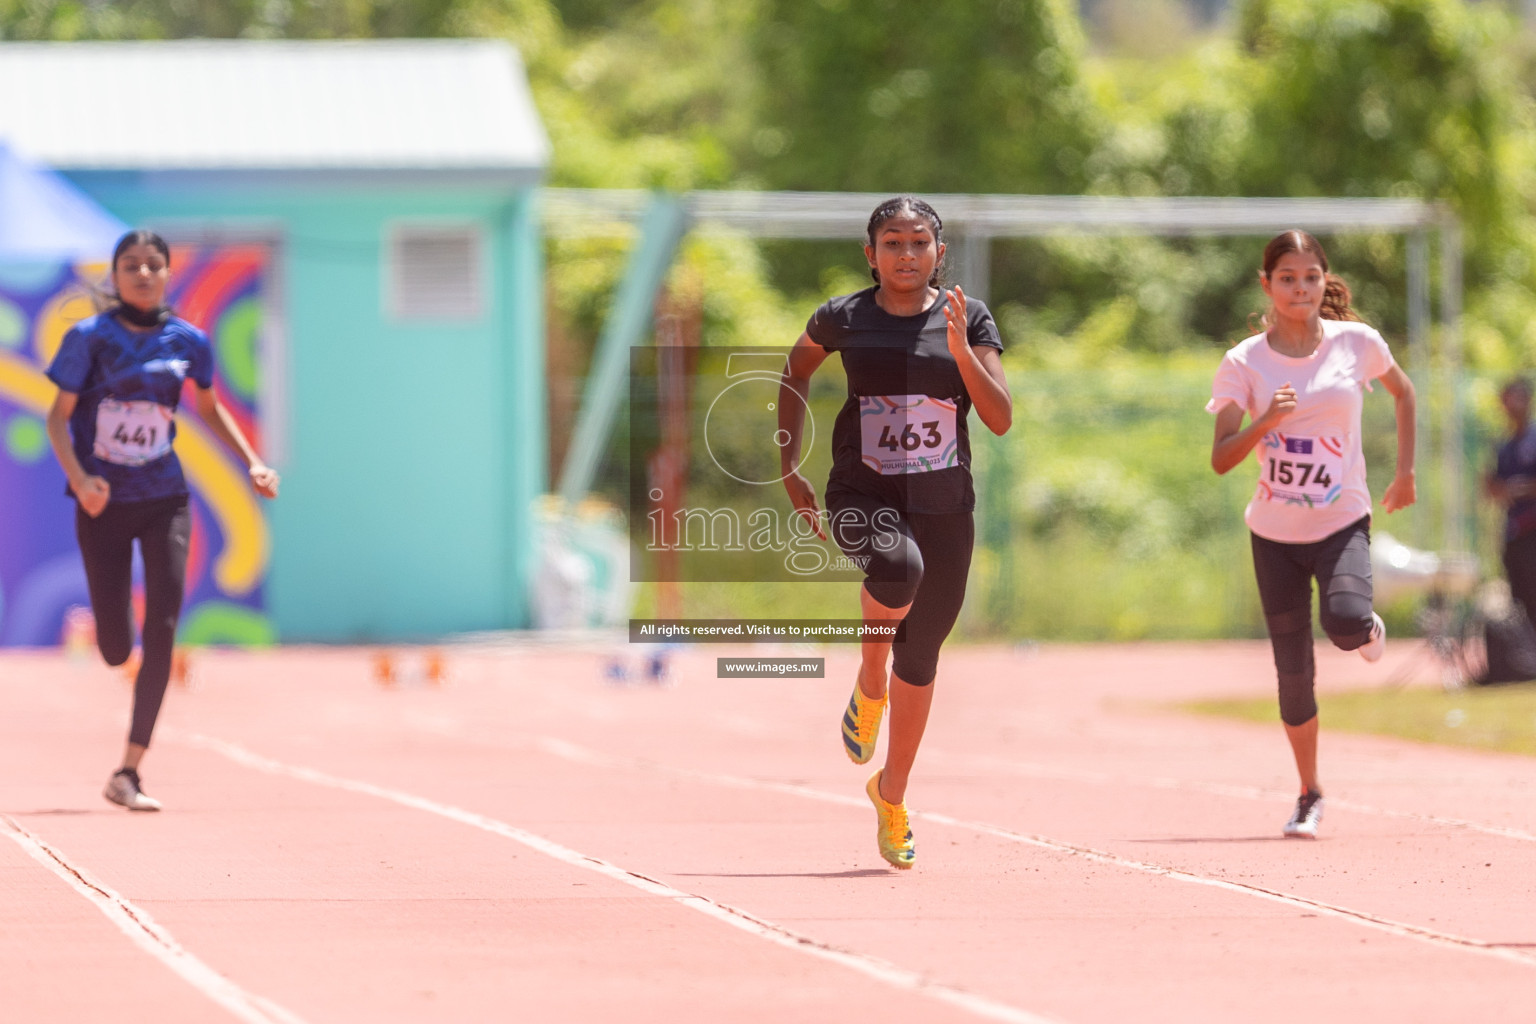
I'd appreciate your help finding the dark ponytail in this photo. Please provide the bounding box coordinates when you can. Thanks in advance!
[866,196,945,288]
[1320,273,1358,322]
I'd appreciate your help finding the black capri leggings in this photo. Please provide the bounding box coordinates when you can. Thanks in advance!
[75,495,191,749]
[1250,516,1374,727]
[827,490,974,687]
[1502,530,1536,628]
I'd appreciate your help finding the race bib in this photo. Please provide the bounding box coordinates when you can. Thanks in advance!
[859,395,959,475]
[1257,433,1344,506]
[94,399,174,467]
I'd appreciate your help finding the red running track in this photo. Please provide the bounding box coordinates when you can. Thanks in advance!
[3,639,1536,1024]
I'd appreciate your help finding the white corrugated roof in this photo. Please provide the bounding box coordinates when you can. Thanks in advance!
[0,40,549,173]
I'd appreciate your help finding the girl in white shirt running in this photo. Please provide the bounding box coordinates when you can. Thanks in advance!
[1208,230,1416,839]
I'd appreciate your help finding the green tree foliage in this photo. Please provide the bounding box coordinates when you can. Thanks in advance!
[1236,0,1535,308]
[9,0,1536,368]
[519,0,757,190]
[1237,1,1521,212]
[748,0,1101,193]
[0,0,461,39]
[1006,0,1536,368]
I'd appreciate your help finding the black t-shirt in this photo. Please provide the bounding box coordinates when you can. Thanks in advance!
[805,287,1003,514]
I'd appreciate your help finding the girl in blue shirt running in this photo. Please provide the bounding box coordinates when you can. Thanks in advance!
[44,229,278,812]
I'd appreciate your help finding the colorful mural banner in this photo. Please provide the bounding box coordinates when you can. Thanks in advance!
[0,247,275,648]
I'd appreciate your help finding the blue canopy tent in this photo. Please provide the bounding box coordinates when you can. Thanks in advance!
[0,141,126,261]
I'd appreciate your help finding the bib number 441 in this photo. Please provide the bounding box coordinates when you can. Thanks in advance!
[112,422,160,450]
[93,398,174,466]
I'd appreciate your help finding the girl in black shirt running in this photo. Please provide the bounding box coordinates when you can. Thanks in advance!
[779,196,1012,868]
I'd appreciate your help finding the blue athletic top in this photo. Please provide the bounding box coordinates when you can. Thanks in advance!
[1495,426,1536,543]
[46,312,215,504]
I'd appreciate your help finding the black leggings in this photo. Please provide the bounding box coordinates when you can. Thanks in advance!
[1503,531,1536,628]
[1250,517,1374,727]
[75,496,191,749]
[827,490,973,687]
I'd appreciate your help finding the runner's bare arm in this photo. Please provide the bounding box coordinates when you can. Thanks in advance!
[1486,469,1536,503]
[1211,383,1297,475]
[45,389,110,516]
[191,386,280,498]
[779,332,830,539]
[966,347,1012,436]
[1378,363,1417,513]
[943,287,1012,435]
[1486,464,1508,503]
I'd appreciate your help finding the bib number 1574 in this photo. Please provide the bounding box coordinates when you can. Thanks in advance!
[1257,434,1345,507]
[1267,458,1332,489]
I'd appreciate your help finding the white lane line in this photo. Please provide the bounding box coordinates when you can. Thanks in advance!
[407,707,1536,846]
[180,733,1063,1024]
[944,752,1536,844]
[0,814,309,1024]
[528,737,1536,971]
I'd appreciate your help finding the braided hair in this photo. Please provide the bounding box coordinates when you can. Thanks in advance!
[866,196,945,288]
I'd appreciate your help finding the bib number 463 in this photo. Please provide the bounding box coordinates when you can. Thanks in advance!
[859,395,959,475]
[877,421,942,452]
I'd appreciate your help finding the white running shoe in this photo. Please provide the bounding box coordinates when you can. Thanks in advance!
[1283,790,1324,839]
[1359,613,1386,663]
[103,768,162,812]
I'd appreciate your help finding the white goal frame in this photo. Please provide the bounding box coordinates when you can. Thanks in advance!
[545,189,1467,554]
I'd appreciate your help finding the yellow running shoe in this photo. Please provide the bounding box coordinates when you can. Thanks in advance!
[841,683,887,764]
[866,770,915,869]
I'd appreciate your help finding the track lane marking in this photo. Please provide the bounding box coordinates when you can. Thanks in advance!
[937,751,1536,844]
[0,814,310,1024]
[405,701,1536,847]
[180,733,1064,1024]
[524,736,1536,970]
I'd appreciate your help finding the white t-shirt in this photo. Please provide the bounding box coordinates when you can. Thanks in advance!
[1207,319,1396,544]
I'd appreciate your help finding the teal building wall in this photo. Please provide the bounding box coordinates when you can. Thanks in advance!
[70,174,546,642]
